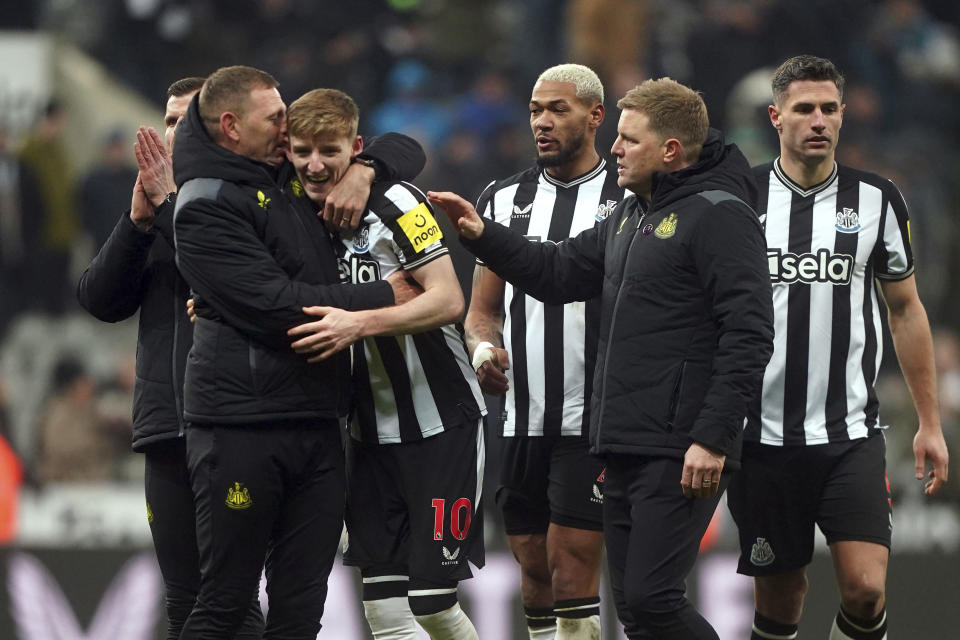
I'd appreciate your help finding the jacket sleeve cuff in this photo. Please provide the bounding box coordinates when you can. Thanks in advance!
[690,418,740,456]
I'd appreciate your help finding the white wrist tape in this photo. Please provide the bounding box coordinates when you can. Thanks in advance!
[471,341,497,371]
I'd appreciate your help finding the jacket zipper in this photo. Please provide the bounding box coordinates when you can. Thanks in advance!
[665,361,687,431]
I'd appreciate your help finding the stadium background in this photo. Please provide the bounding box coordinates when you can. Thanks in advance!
[0,0,957,637]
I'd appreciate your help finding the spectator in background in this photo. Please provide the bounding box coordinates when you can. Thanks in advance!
[370,59,451,150]
[453,70,517,140]
[17,101,79,315]
[34,356,127,483]
[0,126,43,337]
[78,127,138,249]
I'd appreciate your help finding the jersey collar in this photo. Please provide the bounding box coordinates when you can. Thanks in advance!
[773,157,838,197]
[542,158,606,189]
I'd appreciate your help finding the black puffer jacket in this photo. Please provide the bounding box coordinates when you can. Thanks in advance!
[172,95,397,424]
[464,130,774,468]
[77,202,191,450]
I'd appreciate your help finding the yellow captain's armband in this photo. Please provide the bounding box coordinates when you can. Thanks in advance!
[397,202,443,253]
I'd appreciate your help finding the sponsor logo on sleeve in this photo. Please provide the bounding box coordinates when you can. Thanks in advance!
[397,202,443,252]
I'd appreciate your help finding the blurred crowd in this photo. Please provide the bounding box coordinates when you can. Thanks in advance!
[0,0,958,505]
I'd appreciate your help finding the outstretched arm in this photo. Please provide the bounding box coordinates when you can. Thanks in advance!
[427,190,605,304]
[880,275,949,495]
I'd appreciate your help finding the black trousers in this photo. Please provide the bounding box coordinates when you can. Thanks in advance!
[603,454,730,640]
[178,420,345,640]
[144,438,264,639]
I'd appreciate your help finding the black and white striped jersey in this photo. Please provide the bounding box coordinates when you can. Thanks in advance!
[746,159,914,446]
[337,181,485,445]
[476,159,623,437]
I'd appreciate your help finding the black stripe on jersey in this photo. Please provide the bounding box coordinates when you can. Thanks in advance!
[862,270,880,429]
[825,174,860,442]
[373,335,426,442]
[862,184,893,429]
[506,179,538,436]
[783,192,814,445]
[541,184,579,431]
[352,344,380,444]
[412,327,483,427]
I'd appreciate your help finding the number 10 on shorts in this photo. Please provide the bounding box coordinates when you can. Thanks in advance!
[432,498,472,541]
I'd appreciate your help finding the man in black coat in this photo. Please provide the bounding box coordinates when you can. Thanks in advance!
[78,71,424,639]
[429,78,774,640]
[171,65,425,639]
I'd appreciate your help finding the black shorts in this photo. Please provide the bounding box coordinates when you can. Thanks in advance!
[727,433,892,576]
[343,420,484,583]
[495,434,605,535]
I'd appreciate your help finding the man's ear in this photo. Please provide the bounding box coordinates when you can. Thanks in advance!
[221,112,241,143]
[589,102,606,129]
[662,138,682,164]
[351,134,364,158]
[769,104,782,133]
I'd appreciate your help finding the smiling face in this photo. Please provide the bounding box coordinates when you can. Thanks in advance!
[771,79,845,169]
[287,131,362,206]
[234,86,288,167]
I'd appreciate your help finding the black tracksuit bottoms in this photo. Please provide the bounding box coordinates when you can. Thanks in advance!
[144,438,264,639]
[603,454,731,640]
[178,419,345,640]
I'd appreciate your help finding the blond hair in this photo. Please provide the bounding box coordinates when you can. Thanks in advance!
[536,63,604,106]
[287,88,359,140]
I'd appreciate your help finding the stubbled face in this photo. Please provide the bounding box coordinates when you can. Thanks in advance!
[529,80,594,169]
[164,90,197,152]
[771,79,844,167]
[235,86,288,167]
[610,109,666,198]
[286,131,361,206]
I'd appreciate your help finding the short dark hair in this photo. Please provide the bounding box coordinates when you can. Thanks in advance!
[167,76,205,100]
[287,89,359,140]
[772,55,845,105]
[198,66,279,139]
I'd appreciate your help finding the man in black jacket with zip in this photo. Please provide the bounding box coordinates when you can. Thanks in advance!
[430,78,774,640]
[79,69,425,639]
[171,65,427,640]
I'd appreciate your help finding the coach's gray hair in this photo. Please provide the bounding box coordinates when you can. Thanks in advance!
[536,63,604,105]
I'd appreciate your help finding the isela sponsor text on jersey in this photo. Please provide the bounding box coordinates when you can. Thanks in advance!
[768,247,854,285]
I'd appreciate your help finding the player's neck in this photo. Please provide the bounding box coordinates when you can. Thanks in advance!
[545,148,601,183]
[779,152,835,189]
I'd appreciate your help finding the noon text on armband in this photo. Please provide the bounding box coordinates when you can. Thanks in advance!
[768,248,854,285]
